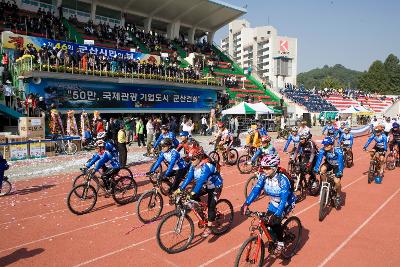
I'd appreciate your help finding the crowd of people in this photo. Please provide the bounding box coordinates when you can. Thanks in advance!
[1,3,67,41]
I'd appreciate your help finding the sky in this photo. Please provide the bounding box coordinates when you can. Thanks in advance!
[214,0,400,73]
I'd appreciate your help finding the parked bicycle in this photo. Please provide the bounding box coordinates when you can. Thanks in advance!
[1,176,12,196]
[54,136,78,155]
[208,143,238,166]
[234,210,302,266]
[156,191,234,254]
[67,168,138,215]
[318,170,339,221]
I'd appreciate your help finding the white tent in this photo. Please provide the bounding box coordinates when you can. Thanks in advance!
[248,102,274,114]
[384,101,400,118]
[221,102,256,115]
[339,105,372,114]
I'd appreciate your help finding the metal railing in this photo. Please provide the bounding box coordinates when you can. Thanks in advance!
[13,56,224,87]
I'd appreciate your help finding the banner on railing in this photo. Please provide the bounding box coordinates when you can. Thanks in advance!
[27,78,217,112]
[1,31,160,64]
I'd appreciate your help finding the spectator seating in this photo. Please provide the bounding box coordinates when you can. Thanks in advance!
[324,93,393,113]
[281,88,338,112]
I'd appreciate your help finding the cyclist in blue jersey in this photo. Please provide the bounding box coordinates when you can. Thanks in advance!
[363,125,387,177]
[256,121,268,137]
[174,147,223,238]
[322,120,335,136]
[152,125,179,151]
[338,127,354,149]
[84,140,121,191]
[241,154,296,255]
[147,138,188,194]
[314,136,344,207]
[248,136,277,165]
[388,122,400,156]
[334,122,347,140]
[97,131,119,159]
[283,126,300,155]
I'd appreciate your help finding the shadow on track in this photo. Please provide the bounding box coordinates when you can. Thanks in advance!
[0,248,45,266]
[10,184,56,196]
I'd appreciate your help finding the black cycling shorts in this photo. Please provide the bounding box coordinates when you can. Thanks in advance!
[373,146,386,153]
[323,162,340,179]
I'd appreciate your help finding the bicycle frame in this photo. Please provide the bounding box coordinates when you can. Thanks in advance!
[245,216,274,261]
[319,172,335,205]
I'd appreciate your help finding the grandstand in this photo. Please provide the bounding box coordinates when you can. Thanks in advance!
[0,0,284,124]
[324,94,393,113]
[281,87,337,112]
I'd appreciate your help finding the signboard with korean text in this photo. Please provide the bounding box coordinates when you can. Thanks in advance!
[29,142,46,158]
[10,143,28,160]
[27,78,217,112]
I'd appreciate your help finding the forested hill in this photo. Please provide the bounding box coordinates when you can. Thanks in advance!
[297,64,363,89]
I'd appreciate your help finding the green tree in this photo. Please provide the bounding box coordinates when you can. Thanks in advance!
[320,76,343,89]
[359,60,389,93]
[383,54,400,94]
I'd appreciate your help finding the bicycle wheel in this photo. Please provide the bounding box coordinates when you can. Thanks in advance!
[156,211,194,254]
[226,148,239,165]
[368,161,375,184]
[237,155,253,174]
[386,154,396,170]
[72,174,100,192]
[308,179,320,196]
[212,199,234,235]
[319,186,328,221]
[346,151,354,168]
[244,175,258,200]
[119,167,134,180]
[136,190,164,224]
[67,184,97,215]
[293,176,305,203]
[112,176,138,205]
[65,142,78,155]
[149,162,163,184]
[281,216,302,259]
[208,151,220,165]
[234,235,265,267]
[1,180,12,196]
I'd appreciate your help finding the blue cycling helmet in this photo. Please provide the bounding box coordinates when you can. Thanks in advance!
[322,136,334,146]
[375,176,383,184]
[179,131,189,137]
[393,122,399,129]
[327,129,335,135]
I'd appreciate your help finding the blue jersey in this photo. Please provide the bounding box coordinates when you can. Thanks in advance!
[86,151,121,172]
[283,134,300,152]
[338,133,354,147]
[335,128,345,139]
[257,127,268,137]
[150,148,187,176]
[153,132,179,148]
[105,141,119,159]
[313,147,344,176]
[364,134,387,151]
[180,162,223,194]
[245,172,296,217]
[251,144,277,163]
[322,125,335,135]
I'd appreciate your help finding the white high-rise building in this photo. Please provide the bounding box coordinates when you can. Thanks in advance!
[220,19,297,89]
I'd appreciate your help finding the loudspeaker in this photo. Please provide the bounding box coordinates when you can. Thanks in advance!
[303,113,312,127]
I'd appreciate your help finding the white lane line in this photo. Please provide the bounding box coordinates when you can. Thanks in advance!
[198,244,243,267]
[0,213,136,254]
[318,185,400,267]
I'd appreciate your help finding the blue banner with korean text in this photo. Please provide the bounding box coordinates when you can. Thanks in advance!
[27,78,217,112]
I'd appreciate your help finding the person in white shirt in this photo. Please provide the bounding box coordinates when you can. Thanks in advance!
[298,121,310,135]
[201,116,207,135]
[383,117,392,136]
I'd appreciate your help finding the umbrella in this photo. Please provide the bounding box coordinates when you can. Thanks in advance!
[221,102,256,115]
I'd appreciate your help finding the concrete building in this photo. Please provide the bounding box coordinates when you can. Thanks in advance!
[220,19,297,89]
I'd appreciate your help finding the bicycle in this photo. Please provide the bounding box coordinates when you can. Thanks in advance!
[67,169,138,215]
[234,210,302,266]
[386,148,399,170]
[136,173,176,224]
[341,145,354,168]
[55,136,78,155]
[156,191,234,254]
[72,166,134,192]
[277,126,290,140]
[290,160,320,203]
[208,142,238,166]
[318,170,339,221]
[366,150,385,184]
[1,176,12,196]
[237,146,259,174]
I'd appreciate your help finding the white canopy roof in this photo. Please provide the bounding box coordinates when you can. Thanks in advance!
[339,105,372,114]
[384,100,400,118]
[248,102,274,114]
[221,102,256,115]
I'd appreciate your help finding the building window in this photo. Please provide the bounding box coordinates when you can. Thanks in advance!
[267,31,271,34]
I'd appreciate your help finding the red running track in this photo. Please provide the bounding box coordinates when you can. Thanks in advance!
[0,135,399,267]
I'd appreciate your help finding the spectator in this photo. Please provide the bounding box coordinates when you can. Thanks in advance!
[153,117,161,141]
[117,124,127,166]
[124,117,133,145]
[3,80,14,108]
[146,117,154,156]
[37,96,46,116]
[201,115,207,135]
[135,117,145,147]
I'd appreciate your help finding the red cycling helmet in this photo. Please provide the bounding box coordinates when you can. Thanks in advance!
[217,121,224,128]
[261,136,271,143]
[189,147,205,159]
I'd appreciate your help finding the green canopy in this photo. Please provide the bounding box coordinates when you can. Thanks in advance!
[221,102,256,115]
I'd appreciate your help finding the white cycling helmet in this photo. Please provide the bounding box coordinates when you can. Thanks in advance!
[97,131,106,139]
